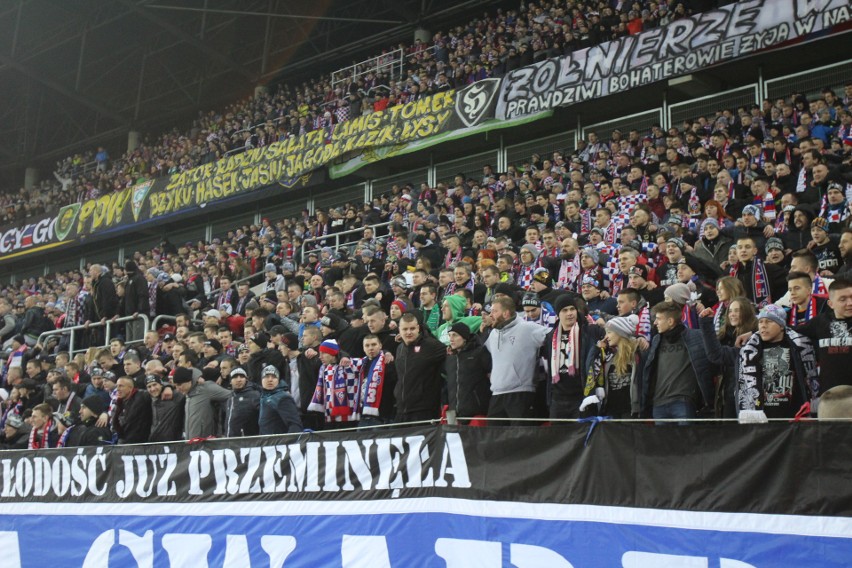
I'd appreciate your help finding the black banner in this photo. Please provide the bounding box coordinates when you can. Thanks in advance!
[1,423,850,517]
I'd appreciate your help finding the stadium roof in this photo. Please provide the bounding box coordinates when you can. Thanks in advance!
[0,0,497,182]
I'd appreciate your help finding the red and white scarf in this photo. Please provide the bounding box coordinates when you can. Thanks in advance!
[28,419,54,449]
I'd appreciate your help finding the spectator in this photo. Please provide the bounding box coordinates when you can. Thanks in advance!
[123,260,150,342]
[0,413,31,449]
[642,302,716,422]
[486,296,549,424]
[112,376,152,444]
[738,304,818,419]
[445,322,491,423]
[69,395,113,446]
[224,367,260,437]
[258,365,302,435]
[173,366,230,439]
[147,375,184,442]
[394,313,446,423]
[583,315,645,418]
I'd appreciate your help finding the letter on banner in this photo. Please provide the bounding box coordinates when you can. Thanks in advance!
[261,536,297,568]
[0,532,22,568]
[510,543,574,567]
[82,530,153,568]
[435,538,502,568]
[341,535,391,568]
[223,535,250,568]
[162,534,213,568]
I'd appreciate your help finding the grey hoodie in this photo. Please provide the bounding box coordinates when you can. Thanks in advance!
[184,378,231,439]
[485,315,550,395]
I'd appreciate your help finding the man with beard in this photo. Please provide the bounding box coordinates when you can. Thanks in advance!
[542,237,581,292]
[835,228,852,279]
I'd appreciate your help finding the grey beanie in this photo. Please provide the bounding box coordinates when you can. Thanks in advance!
[605,315,639,339]
[757,304,787,329]
[664,282,692,305]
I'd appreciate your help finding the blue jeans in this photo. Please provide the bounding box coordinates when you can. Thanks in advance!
[652,398,697,425]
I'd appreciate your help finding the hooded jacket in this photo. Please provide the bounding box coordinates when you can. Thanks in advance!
[259,382,303,435]
[112,388,152,444]
[394,333,447,417]
[123,261,150,316]
[436,295,482,346]
[184,379,231,439]
[485,315,550,395]
[225,382,260,437]
[445,339,492,417]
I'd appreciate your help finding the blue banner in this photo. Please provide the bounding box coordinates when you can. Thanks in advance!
[1,500,851,566]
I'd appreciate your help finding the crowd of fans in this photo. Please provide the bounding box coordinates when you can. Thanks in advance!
[1,72,852,448]
[0,0,716,226]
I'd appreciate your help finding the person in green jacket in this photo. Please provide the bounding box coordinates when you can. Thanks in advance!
[436,294,482,346]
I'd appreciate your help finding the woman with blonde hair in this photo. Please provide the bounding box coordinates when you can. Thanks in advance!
[582,314,646,418]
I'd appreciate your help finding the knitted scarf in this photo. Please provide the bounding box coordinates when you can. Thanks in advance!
[820,197,849,227]
[557,256,580,291]
[57,425,75,448]
[550,322,580,384]
[731,259,770,308]
[517,263,536,290]
[28,419,53,449]
[147,281,158,317]
[360,353,386,417]
[789,296,818,327]
[635,304,651,340]
[813,275,829,297]
[738,329,817,412]
[713,301,728,334]
[444,248,462,268]
[682,304,700,330]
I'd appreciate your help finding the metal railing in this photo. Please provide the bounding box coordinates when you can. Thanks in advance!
[331,48,404,91]
[301,220,393,259]
[36,314,151,357]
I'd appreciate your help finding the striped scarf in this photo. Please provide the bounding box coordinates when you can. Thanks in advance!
[360,353,386,417]
[557,257,580,291]
[789,296,818,327]
[731,259,771,308]
[813,275,828,297]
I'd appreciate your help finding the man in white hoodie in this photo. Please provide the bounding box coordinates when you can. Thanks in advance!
[485,296,549,425]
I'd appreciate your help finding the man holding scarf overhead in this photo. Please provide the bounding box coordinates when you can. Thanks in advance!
[540,295,605,419]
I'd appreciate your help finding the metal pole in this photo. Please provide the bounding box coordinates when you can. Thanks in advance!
[134,52,148,121]
[75,29,87,91]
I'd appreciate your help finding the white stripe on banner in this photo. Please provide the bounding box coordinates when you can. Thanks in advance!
[4,498,852,539]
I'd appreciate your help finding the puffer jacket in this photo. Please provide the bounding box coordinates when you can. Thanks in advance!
[394,333,447,417]
[259,383,302,435]
[225,382,260,437]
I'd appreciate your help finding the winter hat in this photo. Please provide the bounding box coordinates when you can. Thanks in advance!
[391,276,408,289]
[320,313,343,331]
[521,293,541,307]
[606,315,639,339]
[52,412,74,428]
[581,246,600,264]
[667,237,686,251]
[280,333,299,349]
[251,333,270,350]
[5,413,24,430]
[391,299,409,313]
[520,244,539,258]
[664,282,691,305]
[817,385,852,420]
[742,204,760,217]
[811,217,828,231]
[204,339,222,352]
[532,267,551,285]
[581,275,601,289]
[553,294,583,317]
[261,365,279,379]
[282,261,296,272]
[229,367,249,379]
[449,322,471,342]
[629,264,649,280]
[360,249,375,258]
[144,374,163,386]
[264,263,277,273]
[765,237,784,253]
[172,367,194,385]
[700,218,719,234]
[757,304,787,329]
[589,227,606,238]
[319,339,340,357]
[667,214,683,227]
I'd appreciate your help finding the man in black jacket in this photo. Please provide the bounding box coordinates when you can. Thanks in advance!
[394,313,446,423]
[445,323,491,423]
[279,331,322,430]
[146,375,185,442]
[89,264,119,345]
[123,260,150,342]
[224,367,260,437]
[112,376,152,444]
[246,332,286,384]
